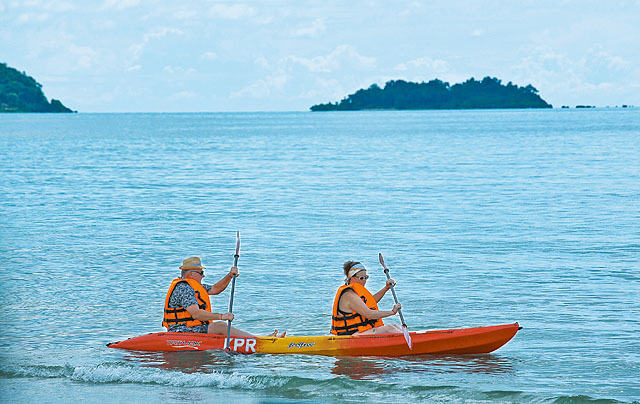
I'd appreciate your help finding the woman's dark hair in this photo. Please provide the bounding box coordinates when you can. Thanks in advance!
[343,261,361,277]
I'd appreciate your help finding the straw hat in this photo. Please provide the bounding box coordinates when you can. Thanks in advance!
[179,256,206,270]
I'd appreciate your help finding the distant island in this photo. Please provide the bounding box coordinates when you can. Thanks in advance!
[1,62,74,112]
[310,76,552,111]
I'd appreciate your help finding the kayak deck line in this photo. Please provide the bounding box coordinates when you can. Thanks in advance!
[107,323,520,357]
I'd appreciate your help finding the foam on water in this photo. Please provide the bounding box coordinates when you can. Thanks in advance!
[0,361,629,404]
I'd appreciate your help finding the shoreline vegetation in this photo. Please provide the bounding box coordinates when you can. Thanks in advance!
[1,62,75,113]
[311,76,552,111]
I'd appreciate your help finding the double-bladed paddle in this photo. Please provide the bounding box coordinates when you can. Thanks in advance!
[224,231,240,352]
[378,253,413,350]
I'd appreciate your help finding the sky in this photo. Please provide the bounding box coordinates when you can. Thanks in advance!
[1,0,639,112]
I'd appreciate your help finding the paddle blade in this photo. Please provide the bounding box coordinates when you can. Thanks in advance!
[378,253,387,270]
[402,325,413,350]
[235,232,240,258]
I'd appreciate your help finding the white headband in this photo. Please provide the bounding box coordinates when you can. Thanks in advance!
[347,263,366,278]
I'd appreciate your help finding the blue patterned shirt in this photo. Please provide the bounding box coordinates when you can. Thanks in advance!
[167,280,212,333]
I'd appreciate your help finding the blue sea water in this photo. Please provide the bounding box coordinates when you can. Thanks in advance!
[0,109,639,403]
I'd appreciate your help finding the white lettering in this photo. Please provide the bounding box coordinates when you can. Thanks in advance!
[233,338,245,351]
[245,338,256,353]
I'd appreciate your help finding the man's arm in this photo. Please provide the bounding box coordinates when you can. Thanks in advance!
[186,305,233,321]
[208,266,239,295]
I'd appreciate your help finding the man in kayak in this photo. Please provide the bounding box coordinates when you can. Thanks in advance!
[331,261,403,335]
[163,257,285,337]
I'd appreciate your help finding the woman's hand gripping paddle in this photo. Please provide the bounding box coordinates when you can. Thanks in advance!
[379,253,413,350]
[224,231,240,352]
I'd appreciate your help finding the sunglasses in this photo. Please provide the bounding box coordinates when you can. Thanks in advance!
[190,270,205,276]
[356,275,369,281]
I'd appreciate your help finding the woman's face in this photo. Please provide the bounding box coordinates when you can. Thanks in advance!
[350,270,369,286]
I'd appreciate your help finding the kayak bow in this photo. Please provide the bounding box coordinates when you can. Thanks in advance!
[107,323,520,356]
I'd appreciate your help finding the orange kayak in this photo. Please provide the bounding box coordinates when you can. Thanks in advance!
[107,323,520,356]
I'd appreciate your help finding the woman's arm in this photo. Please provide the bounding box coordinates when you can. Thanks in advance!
[372,278,395,302]
[208,266,239,295]
[342,290,399,320]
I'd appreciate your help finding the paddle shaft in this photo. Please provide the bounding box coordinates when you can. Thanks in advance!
[224,232,240,351]
[382,268,407,327]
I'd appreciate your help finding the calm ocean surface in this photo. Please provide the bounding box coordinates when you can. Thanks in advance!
[0,110,639,403]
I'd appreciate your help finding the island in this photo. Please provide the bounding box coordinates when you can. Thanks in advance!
[310,76,552,111]
[1,62,74,112]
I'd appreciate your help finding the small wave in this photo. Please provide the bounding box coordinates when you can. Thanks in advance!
[71,363,254,388]
[0,363,75,379]
[552,395,626,404]
[1,363,631,403]
[0,362,274,388]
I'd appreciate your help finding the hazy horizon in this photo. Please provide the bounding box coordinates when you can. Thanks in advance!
[2,1,639,112]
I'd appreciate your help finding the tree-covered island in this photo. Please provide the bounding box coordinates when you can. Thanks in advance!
[310,76,552,111]
[1,62,74,112]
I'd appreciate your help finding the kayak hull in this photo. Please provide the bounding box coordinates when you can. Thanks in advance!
[107,323,520,356]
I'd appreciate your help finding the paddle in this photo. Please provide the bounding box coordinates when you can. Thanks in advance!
[224,231,240,352]
[378,253,413,350]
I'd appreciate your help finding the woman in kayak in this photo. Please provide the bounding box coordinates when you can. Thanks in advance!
[163,257,285,338]
[331,261,403,335]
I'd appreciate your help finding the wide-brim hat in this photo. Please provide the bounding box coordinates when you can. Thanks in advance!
[179,256,206,270]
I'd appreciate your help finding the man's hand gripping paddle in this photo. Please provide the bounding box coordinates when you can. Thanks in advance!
[224,231,240,352]
[379,253,413,350]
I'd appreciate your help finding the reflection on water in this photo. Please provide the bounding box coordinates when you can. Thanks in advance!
[121,350,242,374]
[120,349,517,380]
[331,357,389,380]
[332,354,516,380]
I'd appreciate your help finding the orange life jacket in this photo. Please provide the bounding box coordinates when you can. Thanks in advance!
[331,282,384,335]
[162,278,212,329]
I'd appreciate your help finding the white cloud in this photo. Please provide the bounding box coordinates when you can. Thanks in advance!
[284,45,376,73]
[170,91,197,100]
[514,45,634,84]
[6,0,74,12]
[291,18,325,37]
[8,0,39,8]
[163,65,196,74]
[394,56,450,73]
[17,12,49,23]
[254,56,269,69]
[102,0,140,10]
[299,77,345,101]
[584,45,632,77]
[511,45,638,105]
[231,74,288,99]
[128,27,183,65]
[68,44,98,69]
[201,51,218,61]
[173,9,198,20]
[400,1,421,17]
[18,33,102,75]
[209,3,255,19]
